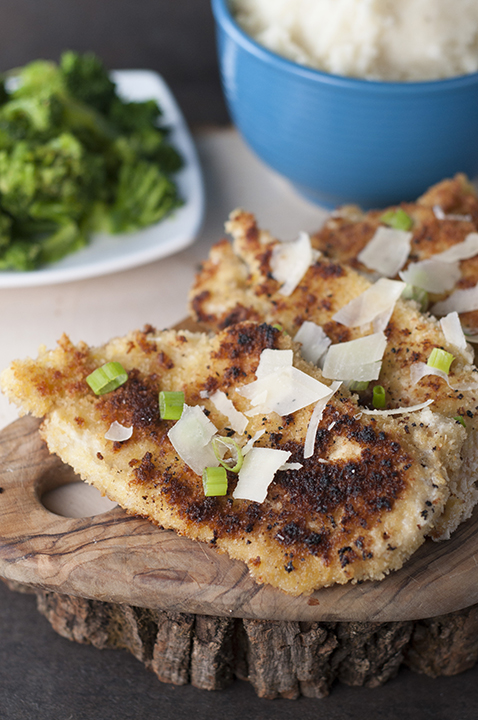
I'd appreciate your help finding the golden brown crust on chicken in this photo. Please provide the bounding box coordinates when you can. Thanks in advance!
[0,322,465,596]
[188,209,478,538]
[311,174,478,330]
[190,209,478,417]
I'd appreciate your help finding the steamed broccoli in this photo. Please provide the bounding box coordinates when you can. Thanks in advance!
[110,159,181,233]
[0,51,183,271]
[60,51,117,115]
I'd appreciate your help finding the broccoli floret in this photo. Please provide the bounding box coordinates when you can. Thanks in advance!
[0,239,41,271]
[0,142,38,218]
[0,93,64,142]
[109,160,181,233]
[0,209,11,249]
[0,133,107,268]
[114,130,182,171]
[37,220,87,265]
[60,51,117,115]
[0,134,106,220]
[34,133,108,211]
[108,96,183,171]
[0,78,8,107]
[11,60,64,99]
[108,97,162,134]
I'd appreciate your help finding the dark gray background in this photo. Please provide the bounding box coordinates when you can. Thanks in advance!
[1,1,478,717]
[0,0,229,127]
[2,580,478,720]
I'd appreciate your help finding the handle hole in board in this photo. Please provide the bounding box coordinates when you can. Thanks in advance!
[37,461,117,518]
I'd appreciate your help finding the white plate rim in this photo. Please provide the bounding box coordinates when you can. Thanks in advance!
[0,69,205,288]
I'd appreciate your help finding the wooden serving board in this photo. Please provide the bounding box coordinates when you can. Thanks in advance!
[0,414,477,623]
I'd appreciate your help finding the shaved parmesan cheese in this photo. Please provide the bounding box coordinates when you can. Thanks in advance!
[433,205,472,222]
[255,348,293,379]
[280,462,303,471]
[322,332,387,382]
[332,278,406,330]
[293,321,331,364]
[399,259,460,293]
[410,361,478,391]
[357,226,412,277]
[167,404,218,475]
[372,308,396,334]
[233,447,291,503]
[209,390,249,434]
[360,400,434,415]
[238,365,333,417]
[270,232,317,296]
[104,421,133,442]
[399,234,478,295]
[304,381,341,459]
[410,362,450,386]
[433,205,446,220]
[432,283,478,316]
[431,233,478,263]
[440,311,467,351]
[242,429,266,455]
[238,347,333,417]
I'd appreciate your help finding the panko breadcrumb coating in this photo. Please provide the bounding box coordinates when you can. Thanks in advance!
[189,207,478,538]
[0,322,466,596]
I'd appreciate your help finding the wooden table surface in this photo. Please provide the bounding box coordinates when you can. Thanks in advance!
[1,3,478,717]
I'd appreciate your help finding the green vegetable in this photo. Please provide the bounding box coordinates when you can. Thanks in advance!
[159,390,184,420]
[380,208,413,231]
[401,283,429,312]
[86,361,128,395]
[348,380,369,392]
[60,50,117,115]
[0,51,183,271]
[427,348,454,374]
[372,385,386,409]
[212,436,244,473]
[454,415,466,427]
[202,466,228,497]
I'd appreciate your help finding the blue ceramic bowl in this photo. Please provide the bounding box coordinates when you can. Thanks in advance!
[211,0,478,209]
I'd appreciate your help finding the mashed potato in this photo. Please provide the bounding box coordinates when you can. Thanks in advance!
[231,0,478,81]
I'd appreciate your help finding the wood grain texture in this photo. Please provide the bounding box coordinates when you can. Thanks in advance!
[1,415,478,622]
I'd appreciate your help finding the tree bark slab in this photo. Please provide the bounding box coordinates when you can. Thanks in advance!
[5,579,476,700]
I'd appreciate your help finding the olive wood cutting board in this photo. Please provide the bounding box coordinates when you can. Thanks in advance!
[0,413,477,623]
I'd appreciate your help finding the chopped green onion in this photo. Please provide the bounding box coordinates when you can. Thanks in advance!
[159,390,184,420]
[212,436,244,473]
[427,348,454,374]
[272,322,289,335]
[380,208,413,231]
[401,284,429,312]
[454,415,466,427]
[372,385,386,409]
[348,380,369,392]
[86,362,128,395]
[202,466,228,496]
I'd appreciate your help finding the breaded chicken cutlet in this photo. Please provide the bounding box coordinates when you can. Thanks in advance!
[0,322,466,596]
[311,174,478,332]
[189,209,478,538]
